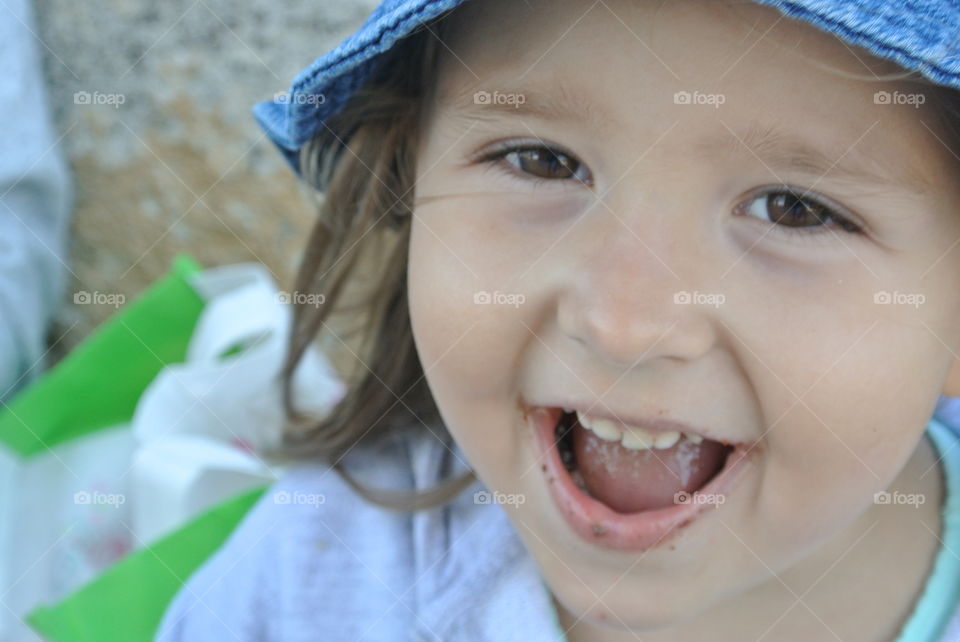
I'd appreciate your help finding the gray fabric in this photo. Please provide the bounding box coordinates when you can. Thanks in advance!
[154,427,564,641]
[0,0,72,400]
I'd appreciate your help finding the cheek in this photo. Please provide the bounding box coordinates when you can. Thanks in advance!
[749,316,945,545]
[407,214,529,418]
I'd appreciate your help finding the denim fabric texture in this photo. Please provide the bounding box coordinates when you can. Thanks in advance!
[252,0,960,180]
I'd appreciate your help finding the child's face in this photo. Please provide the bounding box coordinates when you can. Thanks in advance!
[408,0,960,632]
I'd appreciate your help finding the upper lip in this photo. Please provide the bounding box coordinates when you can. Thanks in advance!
[533,400,743,445]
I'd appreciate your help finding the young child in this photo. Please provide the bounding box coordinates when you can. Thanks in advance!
[156,0,960,639]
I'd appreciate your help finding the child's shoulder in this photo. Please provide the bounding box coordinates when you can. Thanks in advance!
[153,425,475,641]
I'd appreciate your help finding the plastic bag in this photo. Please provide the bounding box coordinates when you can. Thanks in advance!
[0,257,345,641]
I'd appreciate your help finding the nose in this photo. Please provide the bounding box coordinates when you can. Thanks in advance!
[558,214,719,368]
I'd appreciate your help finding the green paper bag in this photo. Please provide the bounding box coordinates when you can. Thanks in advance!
[0,255,204,457]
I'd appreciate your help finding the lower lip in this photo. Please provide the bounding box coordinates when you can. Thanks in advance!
[528,405,756,553]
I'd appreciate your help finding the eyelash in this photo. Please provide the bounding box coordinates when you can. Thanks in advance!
[477,141,593,188]
[476,141,865,240]
[734,187,864,241]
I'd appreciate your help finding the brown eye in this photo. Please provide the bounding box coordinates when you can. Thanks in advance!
[482,143,593,185]
[768,193,827,227]
[507,148,581,179]
[742,190,861,234]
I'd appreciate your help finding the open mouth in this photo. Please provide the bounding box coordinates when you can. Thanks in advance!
[527,404,756,552]
[554,409,734,514]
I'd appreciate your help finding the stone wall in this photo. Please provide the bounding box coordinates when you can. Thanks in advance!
[32,0,379,355]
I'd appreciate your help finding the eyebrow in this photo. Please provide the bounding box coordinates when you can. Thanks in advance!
[438,80,619,139]
[438,81,933,197]
[698,122,933,197]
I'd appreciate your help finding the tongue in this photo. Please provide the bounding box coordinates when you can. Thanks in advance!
[572,422,728,514]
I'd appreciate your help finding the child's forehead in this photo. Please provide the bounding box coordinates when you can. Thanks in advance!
[437,0,905,88]
[432,0,934,142]
[433,0,919,138]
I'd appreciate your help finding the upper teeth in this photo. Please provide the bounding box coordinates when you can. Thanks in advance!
[573,409,703,450]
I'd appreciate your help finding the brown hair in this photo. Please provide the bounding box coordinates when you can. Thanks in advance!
[278,10,476,512]
[278,4,960,513]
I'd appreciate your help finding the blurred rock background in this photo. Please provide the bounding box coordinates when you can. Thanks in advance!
[32,0,378,357]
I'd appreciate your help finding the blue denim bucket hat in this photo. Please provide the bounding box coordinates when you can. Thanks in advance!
[252,0,960,180]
